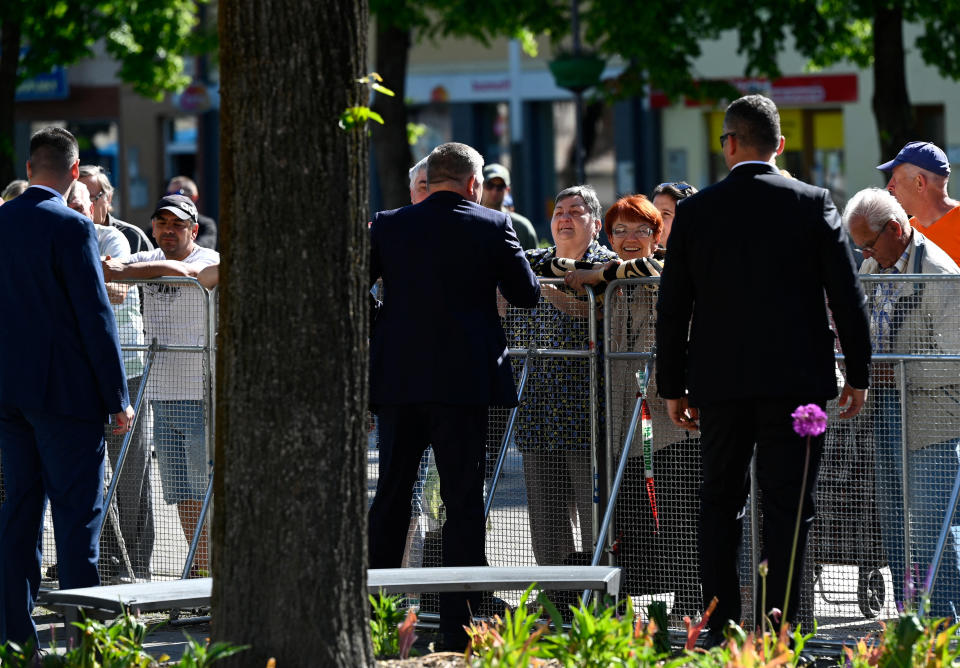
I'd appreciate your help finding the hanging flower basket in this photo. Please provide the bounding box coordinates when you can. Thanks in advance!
[549,53,606,92]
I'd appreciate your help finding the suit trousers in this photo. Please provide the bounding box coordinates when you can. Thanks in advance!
[0,405,105,646]
[698,398,824,633]
[368,403,488,640]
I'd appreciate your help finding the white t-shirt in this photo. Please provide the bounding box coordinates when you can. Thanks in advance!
[126,246,220,400]
[96,224,129,259]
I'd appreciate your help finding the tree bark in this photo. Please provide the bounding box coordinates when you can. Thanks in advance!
[213,0,373,665]
[0,17,22,188]
[371,21,413,210]
[871,4,912,163]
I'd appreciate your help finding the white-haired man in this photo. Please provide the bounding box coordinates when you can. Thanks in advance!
[844,186,960,619]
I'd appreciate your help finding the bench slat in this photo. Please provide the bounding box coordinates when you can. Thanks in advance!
[368,566,620,596]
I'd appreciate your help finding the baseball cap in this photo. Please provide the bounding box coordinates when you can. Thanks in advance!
[483,163,511,187]
[877,141,951,176]
[152,194,198,223]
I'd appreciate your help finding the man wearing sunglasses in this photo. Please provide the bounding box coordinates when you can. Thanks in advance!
[844,186,960,619]
[656,94,871,643]
[481,163,539,250]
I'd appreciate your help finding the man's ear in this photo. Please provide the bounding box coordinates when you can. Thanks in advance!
[70,159,80,180]
[775,135,785,156]
[26,161,33,180]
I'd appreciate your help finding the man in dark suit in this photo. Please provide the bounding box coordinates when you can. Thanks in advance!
[0,127,134,647]
[368,142,540,649]
[655,95,871,639]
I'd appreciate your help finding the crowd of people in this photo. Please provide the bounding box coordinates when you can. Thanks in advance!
[368,95,960,647]
[0,127,219,648]
[3,96,959,651]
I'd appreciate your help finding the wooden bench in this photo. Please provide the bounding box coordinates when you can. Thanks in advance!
[42,566,620,639]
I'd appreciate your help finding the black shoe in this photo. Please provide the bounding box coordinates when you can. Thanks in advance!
[700,628,726,649]
[439,631,469,652]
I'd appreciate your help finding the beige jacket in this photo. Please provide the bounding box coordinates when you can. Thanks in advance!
[861,231,960,450]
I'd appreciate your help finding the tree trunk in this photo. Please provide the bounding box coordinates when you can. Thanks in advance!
[213,0,373,665]
[871,4,912,164]
[371,21,413,210]
[0,17,22,188]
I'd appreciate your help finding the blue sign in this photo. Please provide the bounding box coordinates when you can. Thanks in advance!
[16,66,69,101]
[14,46,69,101]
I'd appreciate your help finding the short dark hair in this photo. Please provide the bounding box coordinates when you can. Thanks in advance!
[426,142,483,186]
[724,95,781,153]
[651,181,698,203]
[29,126,79,175]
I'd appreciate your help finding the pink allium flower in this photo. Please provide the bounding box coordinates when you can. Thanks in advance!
[791,404,828,437]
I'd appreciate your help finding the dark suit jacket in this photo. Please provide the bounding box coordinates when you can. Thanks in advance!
[0,187,129,421]
[370,190,540,408]
[655,162,871,406]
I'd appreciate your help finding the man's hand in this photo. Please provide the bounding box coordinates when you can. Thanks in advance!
[666,397,699,431]
[838,383,867,419]
[112,405,135,435]
[101,255,126,282]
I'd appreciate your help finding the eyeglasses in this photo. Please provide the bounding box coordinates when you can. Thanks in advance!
[90,190,108,203]
[611,225,655,238]
[856,220,891,255]
[483,182,506,191]
[719,132,736,149]
[656,182,693,191]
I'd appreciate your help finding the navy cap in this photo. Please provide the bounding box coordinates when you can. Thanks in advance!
[877,141,951,177]
[151,194,198,224]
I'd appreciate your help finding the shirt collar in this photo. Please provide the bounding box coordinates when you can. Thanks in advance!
[881,244,912,274]
[731,160,777,170]
[27,184,67,205]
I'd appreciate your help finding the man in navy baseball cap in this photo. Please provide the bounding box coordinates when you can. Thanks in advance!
[877,141,960,263]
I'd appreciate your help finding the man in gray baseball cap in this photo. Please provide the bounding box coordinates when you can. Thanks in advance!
[878,141,960,264]
[481,163,539,250]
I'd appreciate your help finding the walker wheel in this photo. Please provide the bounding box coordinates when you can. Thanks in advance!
[857,568,885,618]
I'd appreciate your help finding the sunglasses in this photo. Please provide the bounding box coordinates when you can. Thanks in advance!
[656,182,693,191]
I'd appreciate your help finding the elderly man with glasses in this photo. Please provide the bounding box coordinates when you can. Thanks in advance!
[844,186,960,619]
[78,165,153,254]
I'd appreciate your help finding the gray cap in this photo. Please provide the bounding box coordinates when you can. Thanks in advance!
[482,163,511,187]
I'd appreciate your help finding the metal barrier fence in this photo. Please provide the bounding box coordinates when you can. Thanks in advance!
[367,273,960,641]
[0,277,216,586]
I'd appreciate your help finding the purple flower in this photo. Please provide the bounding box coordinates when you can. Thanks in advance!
[791,404,828,437]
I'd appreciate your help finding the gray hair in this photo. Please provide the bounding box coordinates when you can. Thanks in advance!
[408,156,428,189]
[555,185,603,223]
[78,164,114,197]
[1,179,28,200]
[842,187,909,233]
[426,142,483,187]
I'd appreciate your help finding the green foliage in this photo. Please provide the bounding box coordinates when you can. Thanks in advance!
[175,634,250,668]
[0,608,247,667]
[340,73,395,132]
[5,0,210,98]
[465,584,547,667]
[369,591,407,658]
[406,122,427,146]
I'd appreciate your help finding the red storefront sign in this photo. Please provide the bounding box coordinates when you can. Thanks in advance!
[649,73,858,108]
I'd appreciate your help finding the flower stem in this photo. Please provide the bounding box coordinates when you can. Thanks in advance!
[781,435,812,629]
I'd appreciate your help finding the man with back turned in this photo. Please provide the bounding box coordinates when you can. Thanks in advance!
[0,126,133,647]
[368,142,540,650]
[655,95,872,641]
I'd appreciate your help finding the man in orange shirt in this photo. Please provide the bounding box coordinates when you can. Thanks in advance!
[878,141,960,264]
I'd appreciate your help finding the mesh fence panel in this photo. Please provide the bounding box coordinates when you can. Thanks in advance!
[15,278,215,585]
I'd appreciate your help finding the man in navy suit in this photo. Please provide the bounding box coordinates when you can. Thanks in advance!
[0,127,134,647]
[368,142,540,649]
[656,95,872,639]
